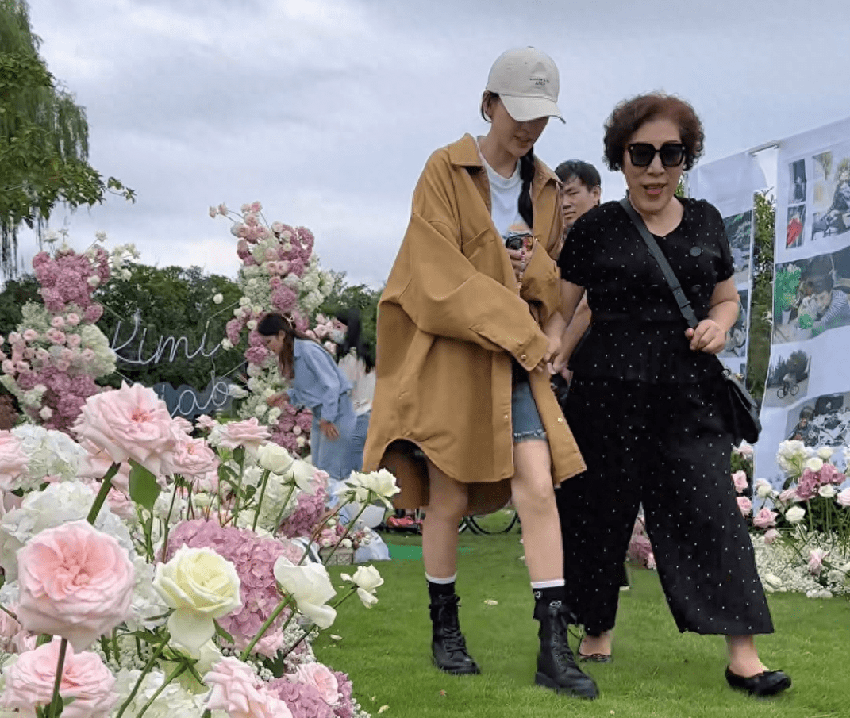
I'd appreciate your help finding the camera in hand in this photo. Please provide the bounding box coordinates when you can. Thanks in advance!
[504,231,532,251]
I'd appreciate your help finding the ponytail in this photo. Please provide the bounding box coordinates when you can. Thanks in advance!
[518,149,535,229]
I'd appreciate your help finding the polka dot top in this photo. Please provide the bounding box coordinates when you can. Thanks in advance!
[557,197,734,384]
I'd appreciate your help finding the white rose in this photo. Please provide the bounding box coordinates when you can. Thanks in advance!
[754,479,773,499]
[289,459,317,490]
[818,485,836,498]
[296,435,307,448]
[785,506,806,524]
[817,447,834,461]
[347,469,400,508]
[153,546,242,654]
[257,443,295,474]
[220,339,233,350]
[805,457,824,472]
[273,558,336,628]
[341,565,383,608]
[213,293,223,305]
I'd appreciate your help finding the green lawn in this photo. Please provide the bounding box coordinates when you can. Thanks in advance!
[316,527,849,718]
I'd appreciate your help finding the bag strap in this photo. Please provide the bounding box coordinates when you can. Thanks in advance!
[619,197,699,329]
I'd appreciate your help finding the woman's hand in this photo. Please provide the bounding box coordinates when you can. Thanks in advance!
[507,242,534,283]
[319,419,340,440]
[266,393,288,407]
[685,319,727,354]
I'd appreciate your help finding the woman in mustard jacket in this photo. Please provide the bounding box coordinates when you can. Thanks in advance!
[363,47,596,699]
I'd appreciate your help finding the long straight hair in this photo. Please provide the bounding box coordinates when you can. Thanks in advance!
[256,312,315,379]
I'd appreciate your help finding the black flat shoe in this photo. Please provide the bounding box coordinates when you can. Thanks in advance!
[577,649,612,664]
[725,667,791,697]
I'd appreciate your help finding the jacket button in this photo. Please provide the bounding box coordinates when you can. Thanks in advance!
[520,353,527,362]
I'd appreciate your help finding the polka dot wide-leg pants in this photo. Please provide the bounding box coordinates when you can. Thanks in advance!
[556,376,773,636]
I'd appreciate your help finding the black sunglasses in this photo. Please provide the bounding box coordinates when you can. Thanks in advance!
[627,142,687,168]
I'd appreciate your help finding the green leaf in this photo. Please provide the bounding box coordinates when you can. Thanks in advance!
[213,620,235,645]
[129,460,161,511]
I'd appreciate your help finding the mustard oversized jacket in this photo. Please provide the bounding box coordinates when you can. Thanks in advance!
[362,134,586,514]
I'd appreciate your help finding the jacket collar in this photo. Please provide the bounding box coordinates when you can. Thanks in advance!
[447,133,558,187]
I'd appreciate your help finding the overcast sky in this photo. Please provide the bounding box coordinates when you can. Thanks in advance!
[19,0,850,288]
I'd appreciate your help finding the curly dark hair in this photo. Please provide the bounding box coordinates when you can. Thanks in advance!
[603,93,704,172]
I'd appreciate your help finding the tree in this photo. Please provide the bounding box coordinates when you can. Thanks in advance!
[0,0,132,282]
[96,265,244,390]
[745,190,776,403]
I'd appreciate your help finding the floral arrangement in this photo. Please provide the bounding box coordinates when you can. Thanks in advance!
[735,440,850,598]
[0,382,398,716]
[213,202,339,455]
[0,235,137,432]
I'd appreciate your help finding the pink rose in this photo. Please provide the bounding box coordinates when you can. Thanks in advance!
[763,528,779,545]
[752,507,777,529]
[17,520,135,651]
[808,548,827,575]
[217,418,271,450]
[837,488,850,507]
[195,414,217,431]
[0,638,117,717]
[0,431,29,491]
[291,662,340,706]
[66,312,81,326]
[736,496,752,516]
[51,316,65,329]
[73,381,178,475]
[204,657,293,718]
[777,488,799,504]
[731,470,748,494]
[23,328,39,341]
[171,435,220,479]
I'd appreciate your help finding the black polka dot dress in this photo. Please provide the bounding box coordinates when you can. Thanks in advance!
[555,198,773,636]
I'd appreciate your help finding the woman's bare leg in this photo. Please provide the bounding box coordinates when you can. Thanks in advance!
[511,439,562,582]
[421,460,468,579]
[726,635,767,677]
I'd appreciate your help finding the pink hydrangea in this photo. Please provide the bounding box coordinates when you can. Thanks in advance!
[16,520,135,651]
[281,486,329,539]
[0,638,117,717]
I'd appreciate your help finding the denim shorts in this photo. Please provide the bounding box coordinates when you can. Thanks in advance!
[511,378,546,443]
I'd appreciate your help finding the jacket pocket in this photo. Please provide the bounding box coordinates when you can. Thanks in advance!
[461,227,494,260]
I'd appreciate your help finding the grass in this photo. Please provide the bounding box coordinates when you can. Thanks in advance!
[314,524,850,718]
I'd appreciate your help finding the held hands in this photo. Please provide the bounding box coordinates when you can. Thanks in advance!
[319,419,340,440]
[685,319,727,354]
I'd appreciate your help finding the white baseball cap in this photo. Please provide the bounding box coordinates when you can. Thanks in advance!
[486,47,563,123]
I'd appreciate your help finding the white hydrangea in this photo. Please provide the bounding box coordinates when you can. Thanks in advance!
[10,424,87,490]
[0,481,134,580]
[127,557,169,631]
[112,669,219,717]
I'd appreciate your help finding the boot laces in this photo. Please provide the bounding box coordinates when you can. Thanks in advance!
[440,626,470,657]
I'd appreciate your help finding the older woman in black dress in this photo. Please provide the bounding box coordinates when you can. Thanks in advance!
[555,93,790,697]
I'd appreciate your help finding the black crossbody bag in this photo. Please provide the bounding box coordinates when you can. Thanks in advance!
[619,197,761,445]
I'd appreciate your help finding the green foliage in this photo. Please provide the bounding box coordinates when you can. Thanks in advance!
[0,0,133,280]
[0,271,39,331]
[317,277,382,357]
[96,265,244,391]
[745,191,776,403]
[128,460,160,511]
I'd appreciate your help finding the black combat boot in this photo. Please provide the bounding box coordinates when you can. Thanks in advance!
[533,590,599,699]
[429,588,480,675]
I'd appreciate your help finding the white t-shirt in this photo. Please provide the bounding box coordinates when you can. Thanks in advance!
[478,140,523,237]
[338,350,375,416]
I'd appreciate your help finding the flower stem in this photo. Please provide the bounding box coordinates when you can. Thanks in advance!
[273,483,297,536]
[86,462,120,524]
[159,479,181,563]
[252,469,272,532]
[239,596,295,660]
[135,662,187,718]
[0,604,18,622]
[114,632,170,718]
[47,638,68,718]
[321,503,367,566]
